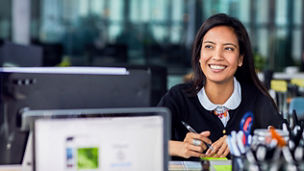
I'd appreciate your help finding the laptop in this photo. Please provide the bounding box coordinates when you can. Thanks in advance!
[29,108,170,171]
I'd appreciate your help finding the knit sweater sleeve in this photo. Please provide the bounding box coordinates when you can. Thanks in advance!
[157,84,187,140]
[254,94,284,129]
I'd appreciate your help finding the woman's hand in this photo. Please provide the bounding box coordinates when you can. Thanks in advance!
[169,131,211,158]
[204,135,229,157]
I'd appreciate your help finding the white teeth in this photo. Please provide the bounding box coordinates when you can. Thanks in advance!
[210,65,225,70]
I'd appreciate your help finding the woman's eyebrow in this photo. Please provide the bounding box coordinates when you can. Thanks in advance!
[203,41,238,48]
[203,41,215,44]
[223,43,238,48]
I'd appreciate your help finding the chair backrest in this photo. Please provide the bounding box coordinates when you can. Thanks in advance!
[289,97,304,120]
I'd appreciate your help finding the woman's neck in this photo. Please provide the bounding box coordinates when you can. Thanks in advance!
[204,79,234,105]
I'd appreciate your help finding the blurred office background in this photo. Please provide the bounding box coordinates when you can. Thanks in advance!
[0,0,304,88]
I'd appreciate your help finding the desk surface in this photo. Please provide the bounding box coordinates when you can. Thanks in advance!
[1,160,232,171]
[169,160,232,171]
[0,165,22,171]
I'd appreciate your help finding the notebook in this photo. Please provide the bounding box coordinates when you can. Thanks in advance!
[30,107,170,171]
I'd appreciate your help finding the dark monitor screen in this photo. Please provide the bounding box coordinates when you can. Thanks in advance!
[126,65,167,106]
[0,67,151,164]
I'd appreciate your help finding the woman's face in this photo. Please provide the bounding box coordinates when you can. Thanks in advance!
[200,26,243,85]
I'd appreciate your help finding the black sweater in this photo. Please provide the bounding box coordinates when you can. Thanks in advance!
[158,82,284,159]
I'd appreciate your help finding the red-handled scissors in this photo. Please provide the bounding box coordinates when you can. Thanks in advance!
[240,112,253,146]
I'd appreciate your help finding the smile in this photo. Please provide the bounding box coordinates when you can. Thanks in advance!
[209,64,226,70]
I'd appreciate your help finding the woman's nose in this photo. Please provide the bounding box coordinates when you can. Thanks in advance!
[212,48,224,60]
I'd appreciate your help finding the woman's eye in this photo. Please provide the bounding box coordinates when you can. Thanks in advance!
[205,45,212,49]
[225,47,234,51]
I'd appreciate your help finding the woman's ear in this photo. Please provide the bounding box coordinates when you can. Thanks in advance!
[238,55,244,67]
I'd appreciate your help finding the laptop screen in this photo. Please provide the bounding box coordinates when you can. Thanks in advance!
[32,108,169,171]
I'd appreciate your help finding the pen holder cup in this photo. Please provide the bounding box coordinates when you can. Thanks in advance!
[255,159,298,171]
[232,155,262,171]
[231,155,245,171]
[233,157,300,171]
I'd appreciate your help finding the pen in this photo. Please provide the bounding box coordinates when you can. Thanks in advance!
[181,121,213,150]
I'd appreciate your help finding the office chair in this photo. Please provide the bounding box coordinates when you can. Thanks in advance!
[289,97,304,120]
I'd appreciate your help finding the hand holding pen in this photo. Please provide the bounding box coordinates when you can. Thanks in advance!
[181,121,213,151]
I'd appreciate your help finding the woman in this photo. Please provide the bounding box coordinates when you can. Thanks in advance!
[158,14,284,160]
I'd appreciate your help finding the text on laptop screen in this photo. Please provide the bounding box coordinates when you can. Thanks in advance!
[34,116,164,171]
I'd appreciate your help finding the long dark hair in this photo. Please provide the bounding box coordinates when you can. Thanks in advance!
[191,13,273,103]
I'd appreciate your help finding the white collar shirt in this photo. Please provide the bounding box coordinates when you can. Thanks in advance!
[197,77,242,126]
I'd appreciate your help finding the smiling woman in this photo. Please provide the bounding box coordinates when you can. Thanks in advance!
[200,26,243,104]
[158,13,284,161]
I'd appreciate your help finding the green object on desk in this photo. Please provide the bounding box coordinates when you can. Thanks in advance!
[200,157,231,171]
[200,157,227,160]
[213,165,232,171]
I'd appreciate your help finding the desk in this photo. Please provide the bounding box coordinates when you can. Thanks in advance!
[169,160,232,171]
[0,165,21,171]
[0,161,232,171]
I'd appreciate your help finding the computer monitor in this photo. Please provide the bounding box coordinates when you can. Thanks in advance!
[28,107,170,171]
[126,65,167,106]
[0,67,151,164]
[0,41,43,67]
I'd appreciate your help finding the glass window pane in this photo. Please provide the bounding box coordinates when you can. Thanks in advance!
[294,0,302,25]
[41,0,64,42]
[0,0,11,39]
[276,28,287,37]
[142,0,150,22]
[256,0,269,24]
[203,0,248,23]
[256,28,269,57]
[91,0,105,15]
[151,0,167,21]
[218,0,230,14]
[130,0,140,22]
[202,0,212,18]
[170,25,182,43]
[109,24,122,42]
[130,0,151,22]
[275,0,287,26]
[172,0,183,22]
[62,0,79,22]
[238,0,250,23]
[292,29,302,61]
[32,0,304,72]
[275,29,288,71]
[246,27,251,37]
[79,0,88,16]
[152,25,166,42]
[228,0,240,18]
[203,0,230,18]
[109,0,123,21]
[171,0,183,43]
